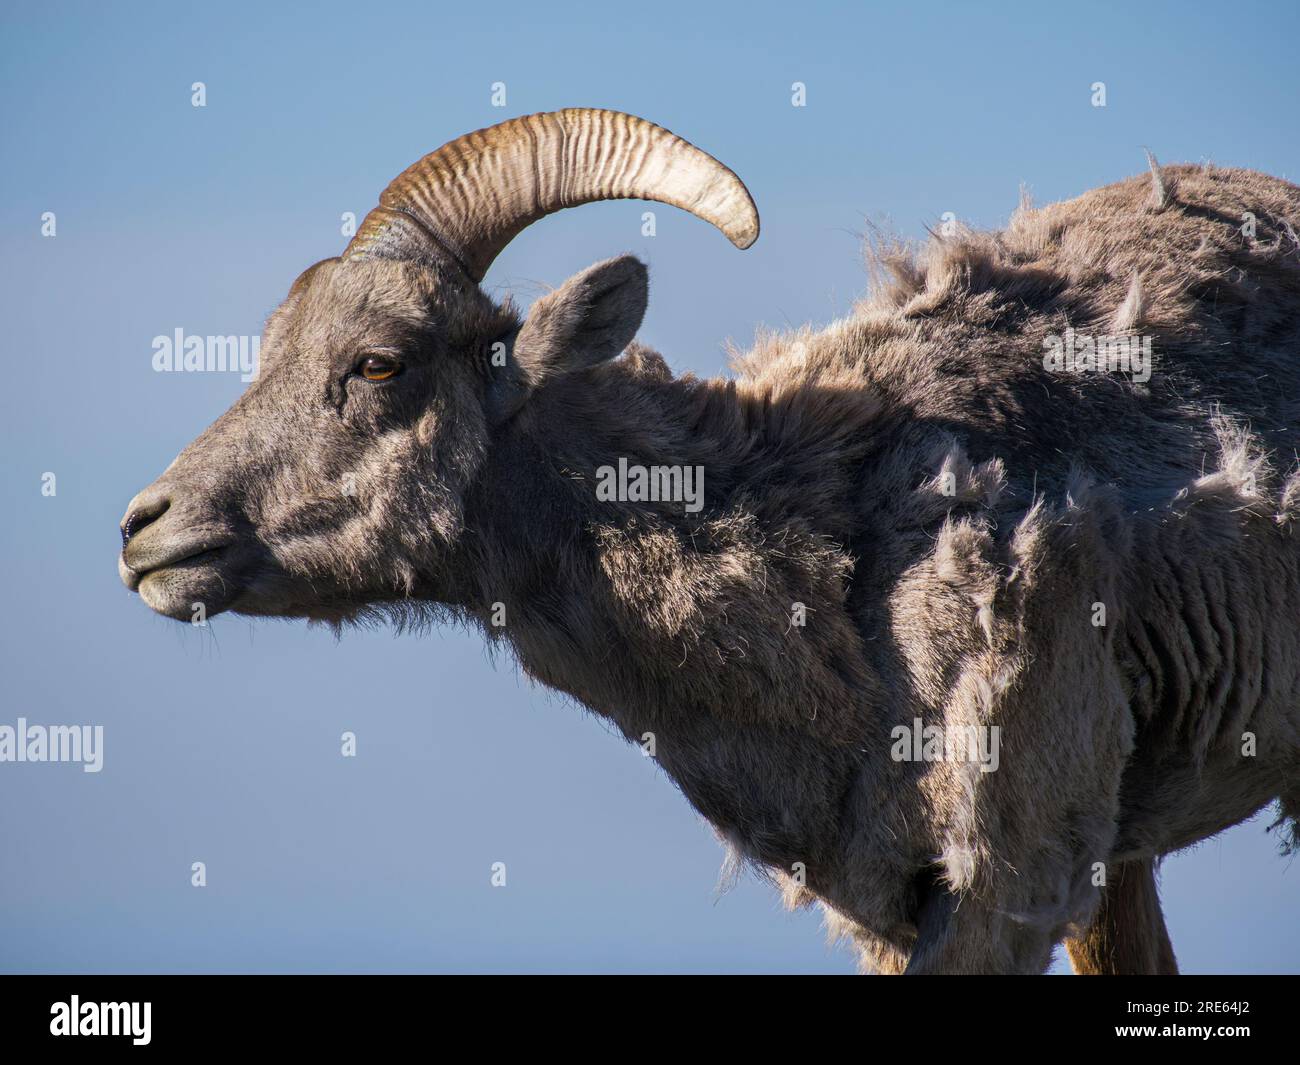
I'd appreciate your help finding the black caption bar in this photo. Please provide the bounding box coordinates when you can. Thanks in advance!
[0,974,1292,1052]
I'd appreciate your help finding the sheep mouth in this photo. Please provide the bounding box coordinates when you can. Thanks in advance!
[121,540,258,622]
[121,543,233,591]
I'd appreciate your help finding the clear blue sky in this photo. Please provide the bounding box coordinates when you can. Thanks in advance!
[1,0,1296,973]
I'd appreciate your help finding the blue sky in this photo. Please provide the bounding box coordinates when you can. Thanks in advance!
[1,0,1296,973]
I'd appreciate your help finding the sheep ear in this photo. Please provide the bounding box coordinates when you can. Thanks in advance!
[490,255,648,421]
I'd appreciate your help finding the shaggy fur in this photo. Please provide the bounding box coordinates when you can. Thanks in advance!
[121,158,1300,973]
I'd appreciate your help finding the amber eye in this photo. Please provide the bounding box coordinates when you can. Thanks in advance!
[358,355,401,382]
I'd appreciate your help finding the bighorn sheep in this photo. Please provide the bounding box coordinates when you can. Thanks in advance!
[119,109,1300,974]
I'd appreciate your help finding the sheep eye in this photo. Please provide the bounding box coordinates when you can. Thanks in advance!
[357,355,401,382]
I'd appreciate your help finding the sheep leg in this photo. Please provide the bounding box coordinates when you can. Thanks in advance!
[901,876,1057,974]
[1064,858,1178,975]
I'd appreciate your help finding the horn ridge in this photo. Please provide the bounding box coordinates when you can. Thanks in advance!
[344,108,759,281]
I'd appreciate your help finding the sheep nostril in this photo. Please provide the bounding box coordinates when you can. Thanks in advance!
[121,498,170,547]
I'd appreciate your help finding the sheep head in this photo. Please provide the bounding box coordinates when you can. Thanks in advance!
[118,109,758,624]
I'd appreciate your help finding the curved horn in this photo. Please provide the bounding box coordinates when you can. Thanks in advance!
[343,108,759,281]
